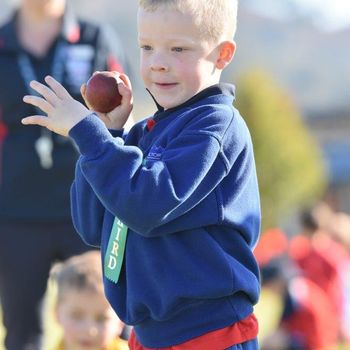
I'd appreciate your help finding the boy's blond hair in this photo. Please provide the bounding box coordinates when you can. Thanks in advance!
[50,250,103,302]
[138,0,238,43]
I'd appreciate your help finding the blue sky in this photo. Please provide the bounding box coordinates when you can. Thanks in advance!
[297,0,350,29]
[246,0,350,31]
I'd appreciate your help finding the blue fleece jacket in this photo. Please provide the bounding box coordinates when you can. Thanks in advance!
[70,84,261,348]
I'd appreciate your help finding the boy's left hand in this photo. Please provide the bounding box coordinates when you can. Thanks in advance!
[80,72,133,130]
[22,75,91,137]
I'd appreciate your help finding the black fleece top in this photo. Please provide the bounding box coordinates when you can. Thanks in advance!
[0,7,127,222]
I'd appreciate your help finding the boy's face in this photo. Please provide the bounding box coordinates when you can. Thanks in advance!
[138,7,221,110]
[56,289,123,350]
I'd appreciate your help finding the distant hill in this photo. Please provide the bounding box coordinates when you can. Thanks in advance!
[230,5,350,117]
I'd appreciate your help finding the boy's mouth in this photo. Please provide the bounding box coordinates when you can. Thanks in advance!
[155,82,178,88]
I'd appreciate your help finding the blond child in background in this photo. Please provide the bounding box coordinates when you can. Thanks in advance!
[46,251,128,350]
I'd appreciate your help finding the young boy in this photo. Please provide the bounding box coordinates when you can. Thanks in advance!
[22,0,261,349]
[47,251,128,350]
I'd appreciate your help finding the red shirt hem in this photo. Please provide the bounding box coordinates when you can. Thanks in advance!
[128,313,258,350]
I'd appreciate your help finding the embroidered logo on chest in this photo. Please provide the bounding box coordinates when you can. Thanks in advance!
[147,145,164,161]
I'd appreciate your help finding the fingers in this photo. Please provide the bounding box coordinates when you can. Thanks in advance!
[113,73,132,104]
[21,115,50,128]
[44,76,72,100]
[23,95,53,115]
[117,74,133,106]
[117,82,132,102]
[118,73,132,90]
[80,83,86,97]
[23,77,72,112]
[80,83,92,110]
[29,80,60,106]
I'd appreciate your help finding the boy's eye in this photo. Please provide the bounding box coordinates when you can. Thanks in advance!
[96,314,110,323]
[70,310,84,321]
[141,45,152,51]
[172,47,184,52]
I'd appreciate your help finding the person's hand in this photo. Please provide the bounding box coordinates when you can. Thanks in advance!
[81,71,133,130]
[22,76,90,136]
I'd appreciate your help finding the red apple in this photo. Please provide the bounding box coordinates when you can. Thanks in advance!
[85,71,122,113]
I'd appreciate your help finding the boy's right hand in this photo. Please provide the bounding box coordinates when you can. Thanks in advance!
[22,76,91,137]
[80,72,133,130]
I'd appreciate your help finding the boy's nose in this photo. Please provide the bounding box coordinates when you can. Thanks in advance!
[150,53,169,72]
[151,63,169,72]
[86,322,99,337]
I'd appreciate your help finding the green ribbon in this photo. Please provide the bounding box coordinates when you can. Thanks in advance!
[104,217,128,284]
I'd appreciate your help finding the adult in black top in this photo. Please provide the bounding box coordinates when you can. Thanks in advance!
[0,0,129,348]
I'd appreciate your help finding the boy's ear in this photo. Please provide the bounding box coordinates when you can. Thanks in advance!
[215,41,236,69]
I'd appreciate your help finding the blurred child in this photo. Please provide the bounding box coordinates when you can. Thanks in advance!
[48,251,128,350]
[260,257,339,350]
[289,208,344,337]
